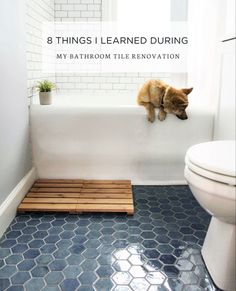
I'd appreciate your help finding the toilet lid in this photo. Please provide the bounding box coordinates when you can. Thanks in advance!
[185,140,236,184]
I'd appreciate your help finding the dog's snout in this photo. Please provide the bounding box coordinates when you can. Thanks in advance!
[176,114,188,120]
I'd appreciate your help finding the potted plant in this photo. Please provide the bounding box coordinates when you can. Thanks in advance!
[36,80,56,105]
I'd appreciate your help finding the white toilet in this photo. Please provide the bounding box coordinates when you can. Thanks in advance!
[184,140,236,291]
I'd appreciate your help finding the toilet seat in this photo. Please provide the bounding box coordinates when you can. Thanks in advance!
[185,140,236,186]
[185,157,236,185]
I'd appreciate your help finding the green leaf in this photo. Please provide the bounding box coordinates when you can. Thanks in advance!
[36,80,56,92]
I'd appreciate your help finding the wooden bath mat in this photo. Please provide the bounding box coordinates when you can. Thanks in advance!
[18,179,134,215]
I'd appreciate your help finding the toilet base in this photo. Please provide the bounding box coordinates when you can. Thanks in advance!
[202,217,236,291]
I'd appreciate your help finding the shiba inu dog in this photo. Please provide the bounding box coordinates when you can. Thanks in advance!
[137,80,193,122]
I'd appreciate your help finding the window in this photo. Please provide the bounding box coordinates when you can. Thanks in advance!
[102,0,188,86]
[117,0,171,23]
[104,0,187,23]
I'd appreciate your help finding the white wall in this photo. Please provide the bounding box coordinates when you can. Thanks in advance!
[214,40,235,140]
[214,0,235,140]
[26,0,55,100]
[0,0,32,205]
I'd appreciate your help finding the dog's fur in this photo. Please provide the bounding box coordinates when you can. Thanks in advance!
[137,80,193,122]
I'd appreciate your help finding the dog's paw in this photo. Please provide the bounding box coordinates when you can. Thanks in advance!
[158,112,166,121]
[148,115,155,123]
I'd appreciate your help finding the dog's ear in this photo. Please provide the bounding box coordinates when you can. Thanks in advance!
[182,88,193,95]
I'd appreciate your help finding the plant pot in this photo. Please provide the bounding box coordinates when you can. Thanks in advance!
[39,92,52,105]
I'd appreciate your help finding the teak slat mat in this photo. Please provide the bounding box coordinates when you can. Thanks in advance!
[18,179,134,215]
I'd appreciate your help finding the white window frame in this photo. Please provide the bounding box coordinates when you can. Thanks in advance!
[102,0,117,21]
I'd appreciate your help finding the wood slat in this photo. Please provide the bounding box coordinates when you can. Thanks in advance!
[23,198,78,204]
[36,179,84,183]
[18,179,134,215]
[31,188,131,194]
[75,203,134,213]
[18,203,134,213]
[31,188,82,193]
[23,198,132,204]
[27,193,132,199]
[83,180,130,184]
[34,183,83,188]
[83,184,131,189]
[81,188,132,194]
[18,203,77,212]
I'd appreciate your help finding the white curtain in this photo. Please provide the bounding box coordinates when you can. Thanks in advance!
[187,0,225,110]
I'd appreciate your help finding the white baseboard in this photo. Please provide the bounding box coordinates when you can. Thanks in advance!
[133,180,187,185]
[0,167,37,238]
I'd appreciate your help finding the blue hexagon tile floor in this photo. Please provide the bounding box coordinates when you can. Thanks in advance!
[0,186,220,291]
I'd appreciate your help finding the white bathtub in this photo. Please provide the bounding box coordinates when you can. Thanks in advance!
[30,93,214,184]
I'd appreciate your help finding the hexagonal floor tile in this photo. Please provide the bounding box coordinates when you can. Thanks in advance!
[130,278,150,291]
[113,249,130,260]
[63,265,82,279]
[0,186,216,291]
[96,265,115,278]
[143,249,160,260]
[45,271,64,285]
[128,254,146,266]
[179,271,199,285]
[25,278,45,291]
[146,271,166,284]
[31,265,49,277]
[113,260,131,272]
[78,271,97,285]
[17,259,36,271]
[95,278,114,290]
[129,266,147,278]
[0,265,17,278]
[60,279,80,291]
[176,259,194,271]
[5,254,23,265]
[83,248,99,259]
[49,260,67,271]
[159,254,176,265]
[112,272,132,285]
[11,271,31,284]
[23,249,40,259]
[0,278,10,290]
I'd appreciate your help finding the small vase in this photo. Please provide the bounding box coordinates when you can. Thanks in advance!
[39,92,52,105]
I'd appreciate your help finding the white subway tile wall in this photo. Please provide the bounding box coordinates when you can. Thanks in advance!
[26,0,55,99]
